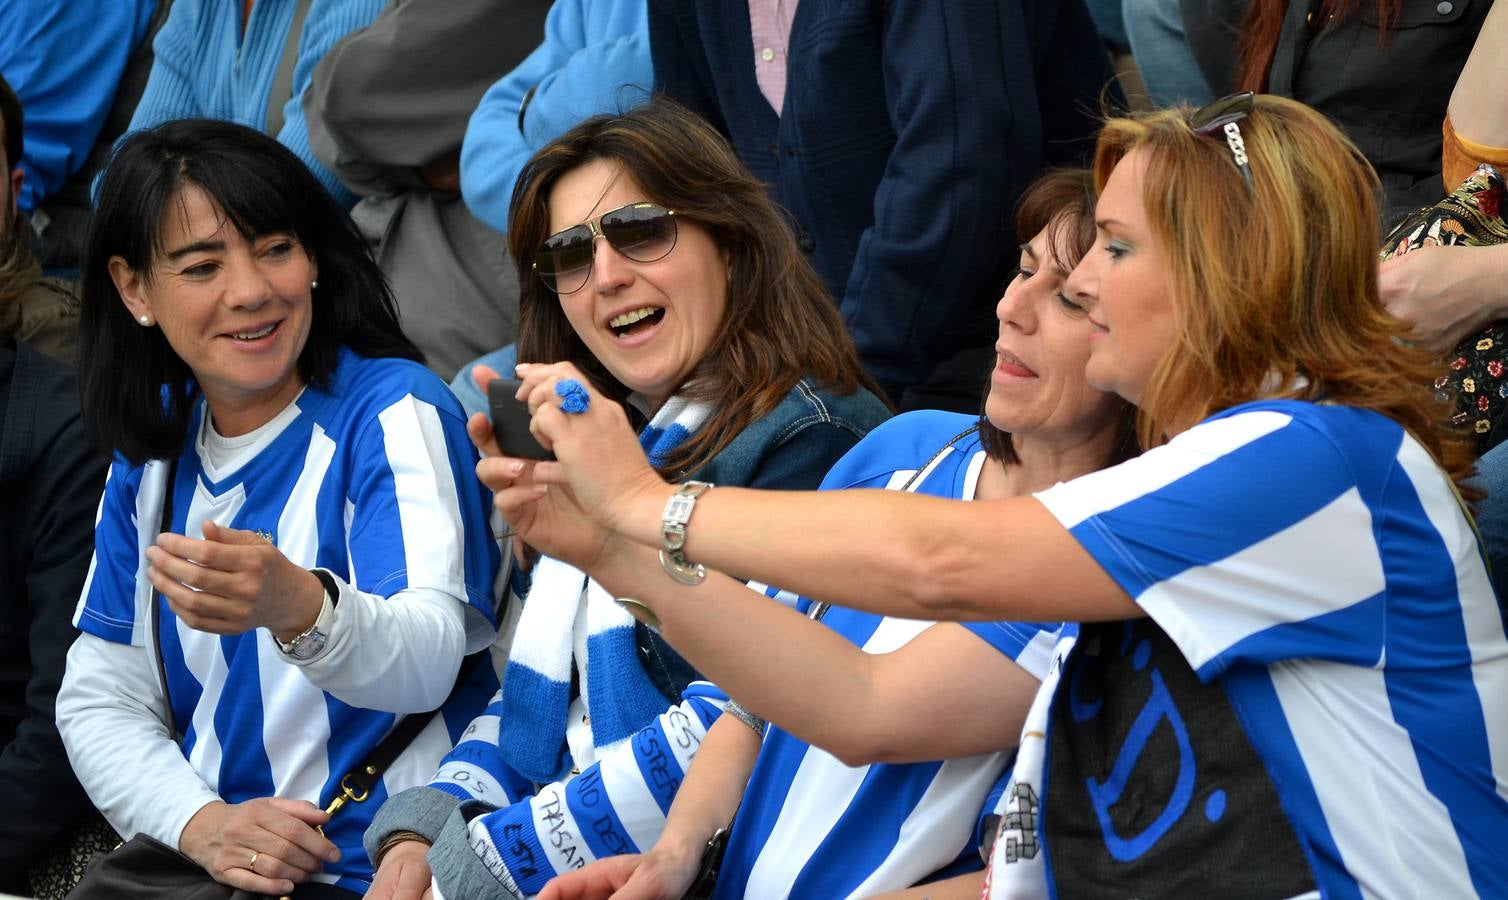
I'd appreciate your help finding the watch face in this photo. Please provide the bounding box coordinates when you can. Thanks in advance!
[285,627,328,660]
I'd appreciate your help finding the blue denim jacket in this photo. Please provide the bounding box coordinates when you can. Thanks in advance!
[453,347,891,699]
[640,378,892,700]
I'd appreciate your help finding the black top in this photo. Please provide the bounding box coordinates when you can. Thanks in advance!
[1184,0,1490,222]
[0,339,106,888]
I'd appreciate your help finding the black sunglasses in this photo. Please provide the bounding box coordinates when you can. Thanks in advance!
[533,202,679,295]
[1189,91,1256,190]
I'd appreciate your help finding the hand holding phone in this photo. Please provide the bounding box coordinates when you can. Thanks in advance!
[488,378,555,461]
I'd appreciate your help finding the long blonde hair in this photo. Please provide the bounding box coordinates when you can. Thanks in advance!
[1093,95,1472,488]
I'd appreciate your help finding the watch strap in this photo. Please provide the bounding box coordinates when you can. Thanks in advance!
[660,481,713,585]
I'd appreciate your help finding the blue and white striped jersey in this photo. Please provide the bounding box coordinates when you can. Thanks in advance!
[715,411,1059,899]
[984,400,1508,898]
[74,349,501,889]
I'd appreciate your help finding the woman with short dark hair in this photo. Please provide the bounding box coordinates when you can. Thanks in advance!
[57,118,501,896]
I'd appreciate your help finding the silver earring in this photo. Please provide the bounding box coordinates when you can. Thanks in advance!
[138,315,152,326]
[310,279,319,290]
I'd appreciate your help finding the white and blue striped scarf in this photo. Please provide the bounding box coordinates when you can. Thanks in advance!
[497,395,712,783]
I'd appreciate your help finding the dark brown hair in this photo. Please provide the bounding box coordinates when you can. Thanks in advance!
[977,168,1140,467]
[1238,0,1402,92]
[507,97,886,476]
[79,119,422,463]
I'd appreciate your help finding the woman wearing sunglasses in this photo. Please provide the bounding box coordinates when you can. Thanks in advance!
[364,99,889,898]
[492,94,1508,897]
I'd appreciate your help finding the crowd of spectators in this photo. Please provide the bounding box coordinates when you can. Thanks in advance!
[0,0,1505,898]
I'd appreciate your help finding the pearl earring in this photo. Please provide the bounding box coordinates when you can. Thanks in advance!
[138,315,152,326]
[310,279,319,290]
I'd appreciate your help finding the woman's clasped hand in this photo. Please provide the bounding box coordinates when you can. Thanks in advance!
[178,797,339,896]
[143,520,325,640]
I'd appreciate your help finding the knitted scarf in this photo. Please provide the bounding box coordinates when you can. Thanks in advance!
[497,395,712,783]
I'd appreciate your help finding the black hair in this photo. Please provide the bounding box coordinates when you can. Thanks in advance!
[79,118,422,463]
[0,72,20,172]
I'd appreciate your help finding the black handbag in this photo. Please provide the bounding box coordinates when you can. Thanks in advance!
[67,835,357,900]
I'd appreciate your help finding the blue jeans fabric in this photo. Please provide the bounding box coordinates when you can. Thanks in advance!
[448,344,518,418]
[1124,0,1213,107]
[1084,0,1129,51]
[1472,440,1508,601]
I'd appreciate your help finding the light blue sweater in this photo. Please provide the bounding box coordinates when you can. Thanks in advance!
[459,0,652,236]
[0,0,158,211]
[124,0,384,209]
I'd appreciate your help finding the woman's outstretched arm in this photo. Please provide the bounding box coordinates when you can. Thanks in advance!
[506,362,1138,627]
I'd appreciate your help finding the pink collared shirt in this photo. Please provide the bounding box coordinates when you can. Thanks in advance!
[748,0,798,116]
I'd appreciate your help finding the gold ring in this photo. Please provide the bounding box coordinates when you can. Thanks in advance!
[248,851,260,870]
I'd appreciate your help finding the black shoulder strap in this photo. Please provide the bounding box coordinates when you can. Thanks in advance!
[326,650,489,817]
[152,457,180,741]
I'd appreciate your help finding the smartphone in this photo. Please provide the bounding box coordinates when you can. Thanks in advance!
[488,378,555,461]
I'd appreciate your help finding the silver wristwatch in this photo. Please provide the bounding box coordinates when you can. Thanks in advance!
[279,569,337,660]
[660,480,713,585]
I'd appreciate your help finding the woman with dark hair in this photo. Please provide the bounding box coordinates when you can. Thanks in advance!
[491,95,1508,897]
[55,119,501,896]
[532,168,1137,900]
[363,97,889,899]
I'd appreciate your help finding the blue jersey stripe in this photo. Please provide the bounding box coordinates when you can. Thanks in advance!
[212,633,275,803]
[1070,419,1370,596]
[713,731,808,896]
[784,763,943,898]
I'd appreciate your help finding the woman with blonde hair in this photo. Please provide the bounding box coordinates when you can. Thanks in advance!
[489,93,1508,897]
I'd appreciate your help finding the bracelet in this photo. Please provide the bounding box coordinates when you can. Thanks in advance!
[659,481,713,585]
[373,830,430,868]
[614,597,663,633]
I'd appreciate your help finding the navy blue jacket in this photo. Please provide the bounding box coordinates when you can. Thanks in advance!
[649,0,1116,394]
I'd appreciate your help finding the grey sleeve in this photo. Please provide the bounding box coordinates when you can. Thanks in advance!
[363,784,465,863]
[428,805,527,900]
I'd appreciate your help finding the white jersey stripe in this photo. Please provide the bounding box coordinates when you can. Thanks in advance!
[845,753,1006,898]
[178,621,228,794]
[255,636,331,804]
[1269,658,1475,899]
[1041,410,1292,528]
[1393,441,1508,805]
[743,749,868,899]
[379,398,468,597]
[1137,486,1385,673]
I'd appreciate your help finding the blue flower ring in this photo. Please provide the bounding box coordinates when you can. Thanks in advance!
[555,378,591,414]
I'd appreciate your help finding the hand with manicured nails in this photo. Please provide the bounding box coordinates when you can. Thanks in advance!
[508,362,674,539]
[467,363,627,575]
[145,520,326,643]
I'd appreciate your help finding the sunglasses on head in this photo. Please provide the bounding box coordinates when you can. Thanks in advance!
[1189,91,1256,190]
[533,201,679,295]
